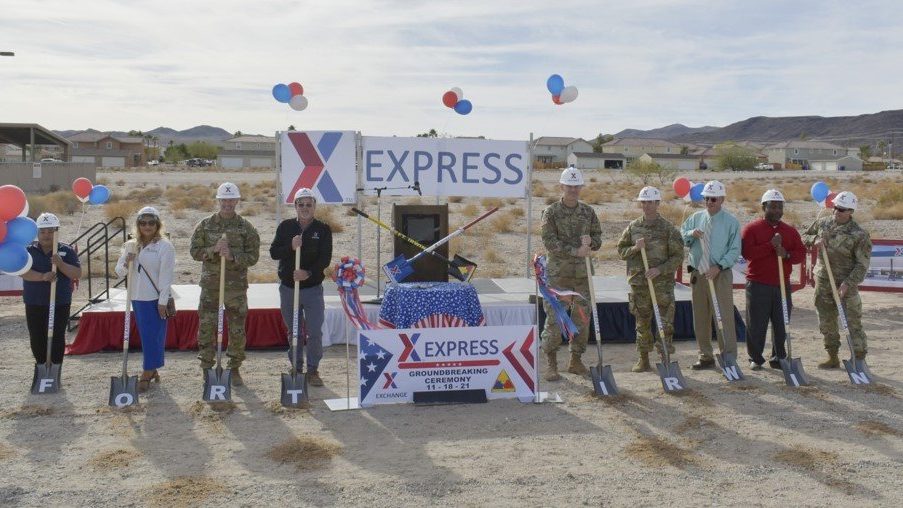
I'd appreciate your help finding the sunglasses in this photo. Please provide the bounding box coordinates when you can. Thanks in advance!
[834,207,851,213]
[138,219,158,226]
[705,197,719,203]
[295,202,315,208]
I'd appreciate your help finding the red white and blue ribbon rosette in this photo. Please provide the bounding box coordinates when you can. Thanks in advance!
[533,254,584,340]
[334,256,379,330]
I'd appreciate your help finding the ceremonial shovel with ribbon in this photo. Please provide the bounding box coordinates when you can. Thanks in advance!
[281,244,309,408]
[31,231,62,395]
[109,241,139,407]
[582,237,618,396]
[203,234,232,402]
[640,245,686,393]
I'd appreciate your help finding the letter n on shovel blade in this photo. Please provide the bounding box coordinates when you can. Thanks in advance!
[842,359,871,385]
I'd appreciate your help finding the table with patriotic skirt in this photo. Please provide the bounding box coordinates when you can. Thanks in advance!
[378,282,485,328]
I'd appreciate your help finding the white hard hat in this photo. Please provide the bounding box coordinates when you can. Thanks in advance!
[833,191,858,210]
[636,186,662,201]
[293,187,317,202]
[137,206,160,218]
[559,165,584,186]
[215,182,241,199]
[701,180,726,197]
[36,212,60,229]
[760,189,785,203]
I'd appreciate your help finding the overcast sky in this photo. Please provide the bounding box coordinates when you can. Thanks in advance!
[2,0,901,140]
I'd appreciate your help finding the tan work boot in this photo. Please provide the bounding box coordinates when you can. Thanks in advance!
[632,352,651,373]
[567,353,590,376]
[307,370,324,387]
[544,351,560,381]
[231,367,244,386]
[817,350,840,369]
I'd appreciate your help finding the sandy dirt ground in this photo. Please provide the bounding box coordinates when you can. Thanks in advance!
[0,168,901,507]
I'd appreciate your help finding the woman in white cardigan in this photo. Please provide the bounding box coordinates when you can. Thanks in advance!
[115,206,176,391]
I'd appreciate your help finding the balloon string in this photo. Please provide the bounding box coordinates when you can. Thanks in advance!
[73,202,87,243]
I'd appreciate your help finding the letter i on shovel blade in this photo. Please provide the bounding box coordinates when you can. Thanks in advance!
[584,249,618,396]
[777,254,808,387]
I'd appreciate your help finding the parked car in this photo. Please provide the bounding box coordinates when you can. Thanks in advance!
[40,158,63,163]
[147,160,159,166]
[186,158,209,167]
[755,162,773,171]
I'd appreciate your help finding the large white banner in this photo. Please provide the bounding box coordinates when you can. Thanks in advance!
[358,325,538,407]
[361,136,529,198]
[279,131,357,204]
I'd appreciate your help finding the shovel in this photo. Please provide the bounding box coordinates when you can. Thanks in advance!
[109,242,139,408]
[31,231,62,395]
[281,245,309,408]
[641,245,686,393]
[708,279,744,381]
[203,236,232,402]
[819,244,871,385]
[584,245,618,396]
[777,254,809,387]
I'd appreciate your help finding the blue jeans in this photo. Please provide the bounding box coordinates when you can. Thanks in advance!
[279,283,325,371]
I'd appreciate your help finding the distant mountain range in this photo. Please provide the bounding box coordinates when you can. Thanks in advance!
[617,109,903,146]
[54,125,235,147]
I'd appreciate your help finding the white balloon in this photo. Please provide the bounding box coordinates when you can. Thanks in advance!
[17,200,29,217]
[5,253,33,276]
[451,87,464,100]
[289,95,309,111]
[560,85,578,103]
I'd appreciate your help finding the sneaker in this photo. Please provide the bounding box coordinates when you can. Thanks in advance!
[749,361,763,371]
[307,370,324,387]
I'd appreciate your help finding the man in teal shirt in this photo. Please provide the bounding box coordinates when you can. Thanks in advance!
[680,180,741,369]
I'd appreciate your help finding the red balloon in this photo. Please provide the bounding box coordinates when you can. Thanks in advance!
[825,191,838,209]
[0,185,26,221]
[72,177,93,199]
[442,91,458,108]
[552,95,562,105]
[0,221,6,243]
[288,82,304,97]
[672,177,691,198]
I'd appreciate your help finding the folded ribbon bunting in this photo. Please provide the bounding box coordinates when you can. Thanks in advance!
[533,254,584,340]
[334,256,380,330]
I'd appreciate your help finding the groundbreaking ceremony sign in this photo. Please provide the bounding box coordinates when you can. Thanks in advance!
[358,325,538,407]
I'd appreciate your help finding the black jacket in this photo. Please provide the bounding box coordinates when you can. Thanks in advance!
[269,218,333,289]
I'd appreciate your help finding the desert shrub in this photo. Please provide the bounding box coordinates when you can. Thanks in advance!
[461,203,479,217]
[448,196,463,203]
[489,212,516,233]
[480,197,503,208]
[27,191,82,217]
[873,184,903,219]
[316,206,345,233]
[105,200,141,221]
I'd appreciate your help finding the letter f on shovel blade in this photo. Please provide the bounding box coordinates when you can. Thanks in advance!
[31,364,61,395]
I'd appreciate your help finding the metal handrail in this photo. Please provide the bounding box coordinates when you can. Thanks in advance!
[68,217,128,329]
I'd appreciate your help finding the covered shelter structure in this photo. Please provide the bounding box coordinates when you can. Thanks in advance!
[0,122,72,161]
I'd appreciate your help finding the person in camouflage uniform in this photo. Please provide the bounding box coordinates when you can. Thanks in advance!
[617,186,684,372]
[540,166,602,381]
[190,182,261,385]
[802,191,872,368]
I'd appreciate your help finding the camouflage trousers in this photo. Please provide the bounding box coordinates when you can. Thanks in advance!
[541,275,591,355]
[197,288,249,369]
[628,283,676,354]
[814,278,867,355]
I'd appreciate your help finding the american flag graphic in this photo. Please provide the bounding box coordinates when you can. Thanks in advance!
[359,333,394,401]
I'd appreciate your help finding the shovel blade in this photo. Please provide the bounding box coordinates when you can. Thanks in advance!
[655,362,687,392]
[383,255,413,283]
[842,359,872,385]
[31,363,62,395]
[590,364,619,397]
[280,372,309,408]
[108,375,139,408]
[716,352,745,382]
[202,367,232,402]
[779,357,809,387]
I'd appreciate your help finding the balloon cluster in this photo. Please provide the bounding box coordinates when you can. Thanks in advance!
[272,82,308,111]
[810,181,838,208]
[72,177,110,205]
[0,185,37,275]
[441,87,472,115]
[673,177,705,202]
[334,256,366,289]
[546,74,578,105]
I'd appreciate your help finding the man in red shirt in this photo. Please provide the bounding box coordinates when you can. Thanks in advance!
[741,189,806,370]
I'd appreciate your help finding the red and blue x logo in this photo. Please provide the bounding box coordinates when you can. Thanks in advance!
[398,333,421,362]
[382,372,398,389]
[285,131,344,203]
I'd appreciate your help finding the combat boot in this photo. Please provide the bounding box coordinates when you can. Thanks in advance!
[231,368,244,386]
[544,351,560,381]
[817,350,840,369]
[567,353,590,376]
[631,352,651,373]
[854,351,867,361]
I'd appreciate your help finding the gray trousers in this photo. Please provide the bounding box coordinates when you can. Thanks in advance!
[279,283,325,371]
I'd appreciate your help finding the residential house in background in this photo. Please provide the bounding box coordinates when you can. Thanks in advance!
[532,137,593,165]
[67,132,146,168]
[567,152,626,170]
[765,140,846,169]
[218,135,276,169]
[638,153,701,171]
[601,138,681,163]
[808,155,864,171]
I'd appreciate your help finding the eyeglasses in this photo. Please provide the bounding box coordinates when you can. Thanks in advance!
[295,202,315,208]
[138,220,157,226]
[705,197,719,203]
[834,207,851,213]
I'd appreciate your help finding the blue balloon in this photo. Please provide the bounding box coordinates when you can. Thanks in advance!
[689,182,706,202]
[272,84,291,103]
[810,181,829,202]
[0,242,30,272]
[5,217,37,245]
[546,74,565,95]
[88,185,110,205]
[454,99,473,115]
